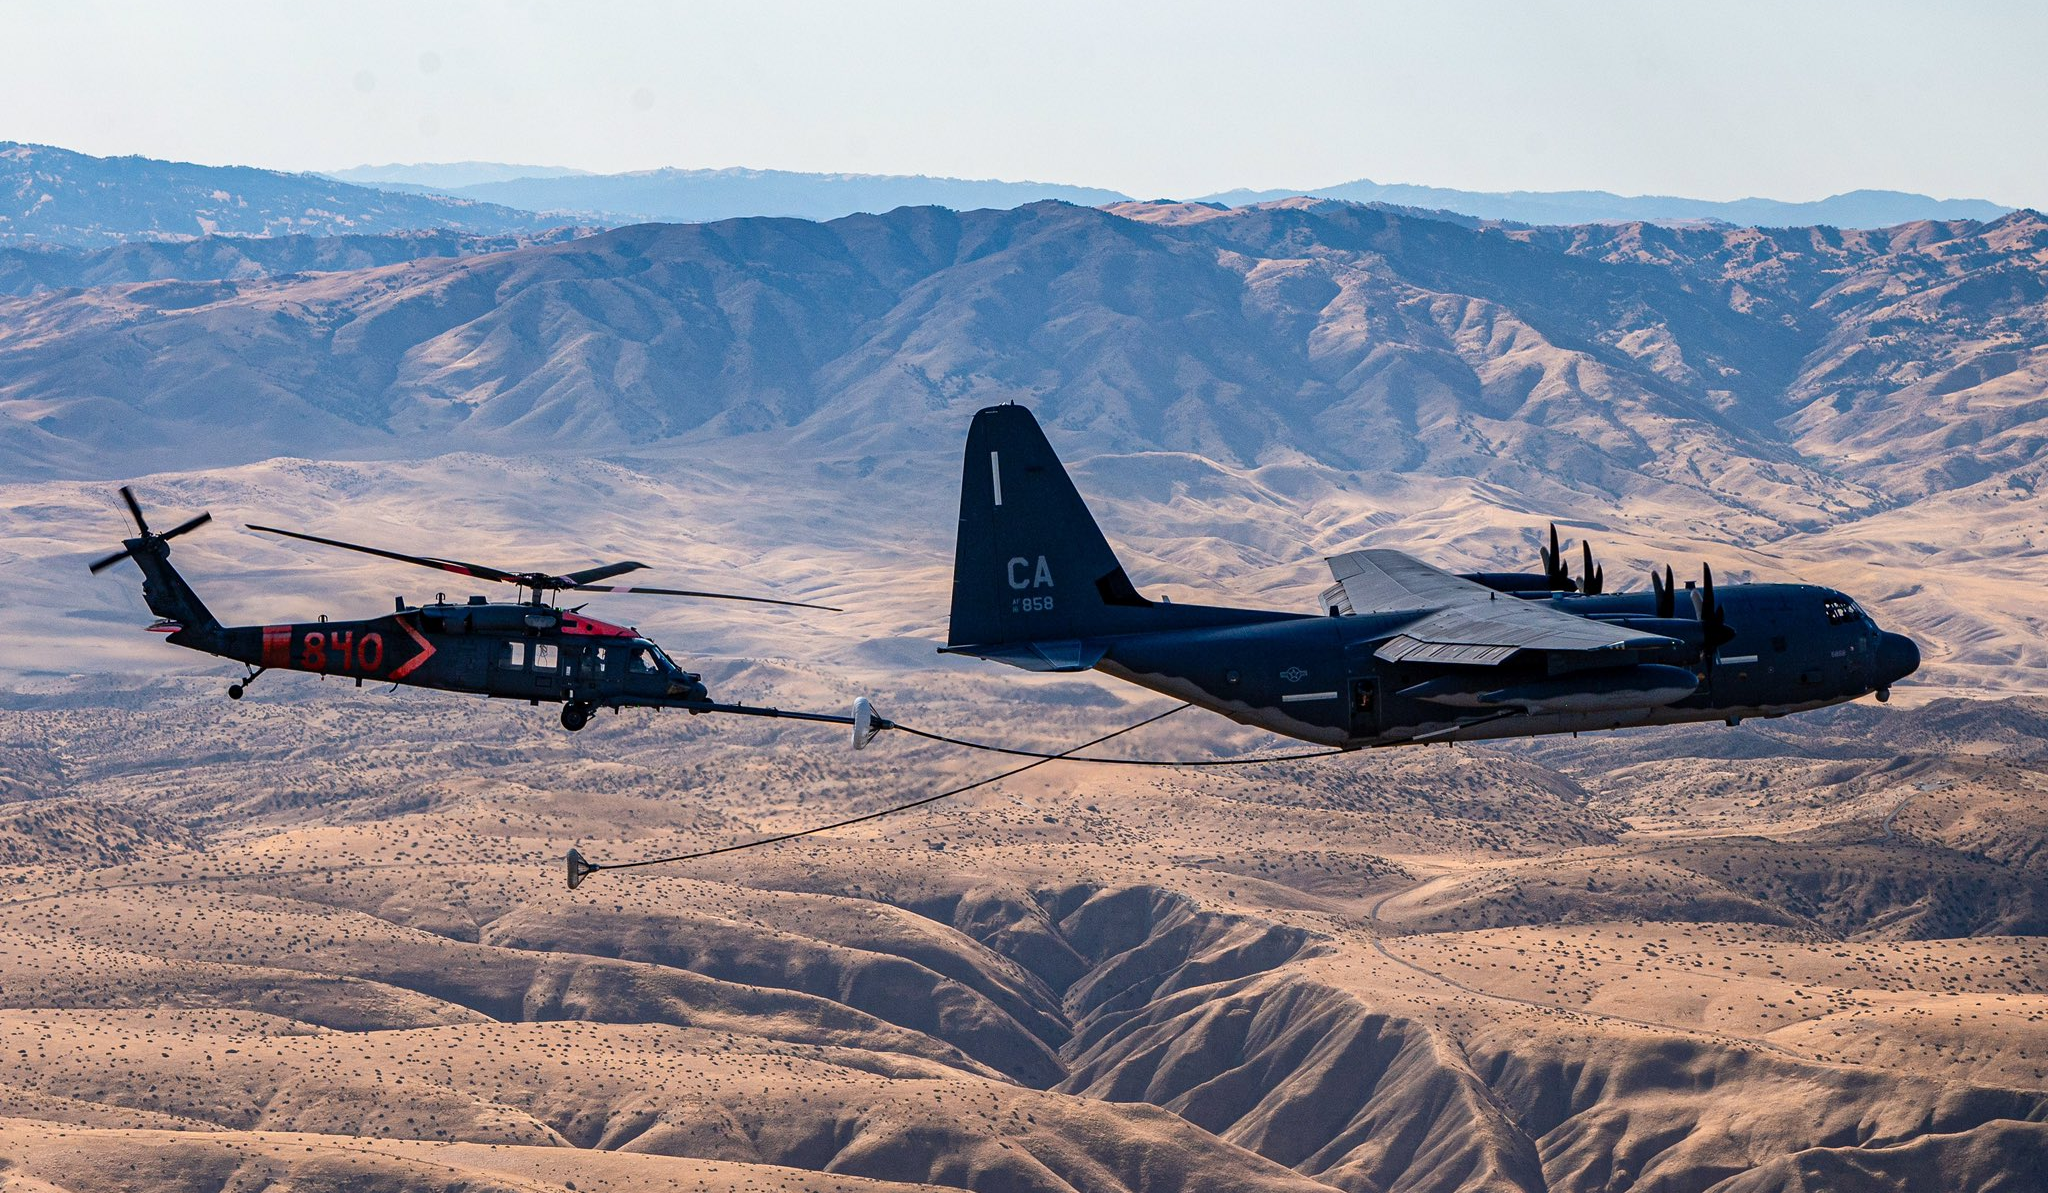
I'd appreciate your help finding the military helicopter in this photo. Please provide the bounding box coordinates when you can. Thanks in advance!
[88,487,841,731]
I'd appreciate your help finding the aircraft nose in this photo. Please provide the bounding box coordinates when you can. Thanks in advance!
[1876,632,1920,687]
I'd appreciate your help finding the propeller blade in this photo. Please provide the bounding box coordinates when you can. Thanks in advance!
[557,561,648,587]
[119,486,148,535]
[247,525,526,585]
[87,548,134,574]
[1702,562,1735,647]
[159,511,213,541]
[1581,541,1605,596]
[564,583,840,611]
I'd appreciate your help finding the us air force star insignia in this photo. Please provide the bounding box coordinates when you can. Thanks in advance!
[1279,666,1309,682]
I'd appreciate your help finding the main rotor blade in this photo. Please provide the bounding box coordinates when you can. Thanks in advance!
[159,511,212,540]
[558,561,648,587]
[565,583,841,611]
[87,548,134,574]
[247,524,524,585]
[119,486,148,535]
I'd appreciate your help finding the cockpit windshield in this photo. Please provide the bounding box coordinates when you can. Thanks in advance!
[627,639,677,674]
[1822,597,1863,626]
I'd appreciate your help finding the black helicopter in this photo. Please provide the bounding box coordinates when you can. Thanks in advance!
[942,404,1921,748]
[89,487,840,731]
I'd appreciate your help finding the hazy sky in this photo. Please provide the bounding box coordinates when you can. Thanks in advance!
[7,0,2044,203]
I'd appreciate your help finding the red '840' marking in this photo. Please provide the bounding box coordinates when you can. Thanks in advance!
[300,630,385,673]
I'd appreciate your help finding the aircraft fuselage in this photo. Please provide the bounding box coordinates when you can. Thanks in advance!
[1094,583,1918,748]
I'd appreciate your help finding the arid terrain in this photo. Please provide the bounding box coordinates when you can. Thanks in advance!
[0,674,2045,1192]
[4,194,2047,1190]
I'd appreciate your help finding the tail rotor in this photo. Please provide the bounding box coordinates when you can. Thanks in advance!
[89,486,213,573]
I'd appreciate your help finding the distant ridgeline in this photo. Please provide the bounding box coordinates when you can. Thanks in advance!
[0,142,2014,249]
[1198,179,2012,229]
[0,142,571,247]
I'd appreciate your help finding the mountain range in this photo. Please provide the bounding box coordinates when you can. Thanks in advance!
[335,164,1131,225]
[325,161,595,188]
[1199,179,2013,228]
[7,197,2043,500]
[1,142,2020,251]
[4,196,2046,694]
[335,160,2015,230]
[0,142,572,247]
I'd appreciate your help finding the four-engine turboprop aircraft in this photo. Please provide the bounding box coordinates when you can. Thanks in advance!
[941,404,1921,748]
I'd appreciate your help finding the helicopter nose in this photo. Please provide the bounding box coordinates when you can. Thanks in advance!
[1876,632,1920,688]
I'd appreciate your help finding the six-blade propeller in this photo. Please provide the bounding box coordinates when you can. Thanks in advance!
[1531,525,1734,674]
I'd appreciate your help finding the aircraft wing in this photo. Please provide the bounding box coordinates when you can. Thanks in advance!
[1326,549,1677,666]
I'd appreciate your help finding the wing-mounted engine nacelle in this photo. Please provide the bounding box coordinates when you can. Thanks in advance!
[1459,571,1576,596]
[1580,615,1709,666]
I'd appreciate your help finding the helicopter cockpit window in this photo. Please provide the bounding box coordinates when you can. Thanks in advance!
[1822,598,1861,626]
[629,646,661,674]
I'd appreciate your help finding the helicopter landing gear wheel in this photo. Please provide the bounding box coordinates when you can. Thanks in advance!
[226,666,265,701]
[561,702,593,732]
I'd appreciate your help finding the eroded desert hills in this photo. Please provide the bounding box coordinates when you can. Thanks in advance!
[1,677,2046,1192]
[2,197,2047,1191]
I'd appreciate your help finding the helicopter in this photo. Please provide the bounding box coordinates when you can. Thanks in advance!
[88,487,842,731]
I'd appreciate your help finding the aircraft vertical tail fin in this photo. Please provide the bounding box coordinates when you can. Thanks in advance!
[129,539,221,633]
[87,487,221,635]
[946,405,1153,662]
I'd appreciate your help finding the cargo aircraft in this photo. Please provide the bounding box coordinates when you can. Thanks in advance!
[942,405,1920,748]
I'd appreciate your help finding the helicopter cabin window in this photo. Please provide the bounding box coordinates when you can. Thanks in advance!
[534,644,559,670]
[501,641,527,668]
[1822,598,1861,626]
